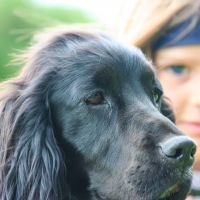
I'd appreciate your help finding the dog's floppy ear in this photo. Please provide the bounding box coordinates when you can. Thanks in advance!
[0,46,73,200]
[160,97,176,123]
[0,76,69,200]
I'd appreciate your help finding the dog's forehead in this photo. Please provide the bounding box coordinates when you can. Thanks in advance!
[66,38,155,91]
[40,30,155,79]
[106,40,154,76]
[47,31,156,90]
[94,42,156,83]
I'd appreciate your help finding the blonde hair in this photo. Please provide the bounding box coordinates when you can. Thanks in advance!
[110,0,200,54]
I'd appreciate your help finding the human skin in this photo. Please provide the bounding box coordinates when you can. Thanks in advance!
[154,45,200,170]
[186,196,194,200]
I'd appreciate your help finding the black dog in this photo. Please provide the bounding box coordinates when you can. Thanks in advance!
[0,29,196,200]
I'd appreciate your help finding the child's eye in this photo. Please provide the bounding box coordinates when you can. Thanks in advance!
[168,65,189,75]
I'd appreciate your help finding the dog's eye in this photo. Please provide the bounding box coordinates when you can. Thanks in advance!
[153,88,162,109]
[86,92,105,106]
[153,92,159,102]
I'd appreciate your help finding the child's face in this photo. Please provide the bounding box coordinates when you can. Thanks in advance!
[154,45,200,169]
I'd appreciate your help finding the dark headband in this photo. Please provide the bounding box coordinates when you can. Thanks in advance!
[153,16,200,51]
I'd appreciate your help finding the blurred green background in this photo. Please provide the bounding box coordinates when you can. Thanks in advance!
[0,0,96,81]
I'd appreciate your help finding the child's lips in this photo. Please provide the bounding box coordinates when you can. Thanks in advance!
[179,121,200,135]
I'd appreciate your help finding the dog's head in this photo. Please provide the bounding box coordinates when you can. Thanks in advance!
[0,28,196,200]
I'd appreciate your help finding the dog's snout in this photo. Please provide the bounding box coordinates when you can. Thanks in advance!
[159,136,196,167]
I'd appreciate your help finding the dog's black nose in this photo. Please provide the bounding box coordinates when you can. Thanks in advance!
[160,136,196,167]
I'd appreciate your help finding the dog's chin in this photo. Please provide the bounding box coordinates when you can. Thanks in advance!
[91,174,192,200]
[156,168,192,200]
[92,183,190,200]
[157,182,191,200]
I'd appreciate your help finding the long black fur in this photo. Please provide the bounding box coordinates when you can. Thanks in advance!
[0,28,194,200]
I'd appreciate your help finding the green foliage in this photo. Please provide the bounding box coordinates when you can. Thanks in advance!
[0,0,95,81]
